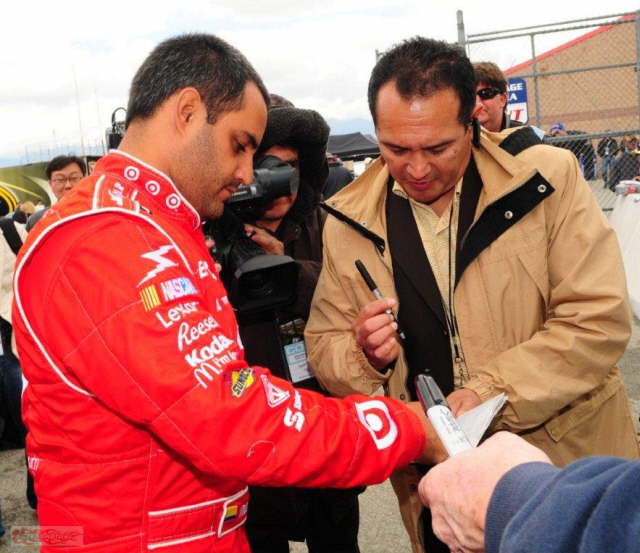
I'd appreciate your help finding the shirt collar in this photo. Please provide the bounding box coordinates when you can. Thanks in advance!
[95,150,201,230]
[391,179,462,232]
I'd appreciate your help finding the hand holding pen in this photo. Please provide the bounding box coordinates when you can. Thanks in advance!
[352,259,405,372]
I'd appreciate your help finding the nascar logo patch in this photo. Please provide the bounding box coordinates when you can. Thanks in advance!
[160,277,198,301]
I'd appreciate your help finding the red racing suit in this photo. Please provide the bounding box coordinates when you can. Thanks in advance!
[12,151,424,553]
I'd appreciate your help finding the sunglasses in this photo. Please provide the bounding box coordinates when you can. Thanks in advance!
[476,87,502,100]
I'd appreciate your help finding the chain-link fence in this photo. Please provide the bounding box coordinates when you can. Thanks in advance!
[459,11,640,190]
[18,137,105,167]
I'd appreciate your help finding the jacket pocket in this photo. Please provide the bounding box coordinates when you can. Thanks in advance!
[544,372,621,442]
[517,244,549,308]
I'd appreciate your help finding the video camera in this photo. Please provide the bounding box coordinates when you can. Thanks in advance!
[106,107,126,150]
[204,155,300,315]
[225,155,299,219]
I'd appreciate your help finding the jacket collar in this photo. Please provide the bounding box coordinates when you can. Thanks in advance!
[323,156,390,243]
[95,150,202,231]
[325,128,539,238]
[473,130,539,211]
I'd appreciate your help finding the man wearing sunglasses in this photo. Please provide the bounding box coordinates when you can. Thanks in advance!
[473,62,523,133]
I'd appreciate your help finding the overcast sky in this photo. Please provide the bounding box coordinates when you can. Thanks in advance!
[1,1,638,165]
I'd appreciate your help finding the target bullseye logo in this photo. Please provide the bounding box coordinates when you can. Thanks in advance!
[124,166,140,181]
[166,194,181,209]
[355,399,398,450]
[145,180,161,196]
[365,412,384,431]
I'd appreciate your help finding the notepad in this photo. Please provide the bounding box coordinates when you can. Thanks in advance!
[456,393,507,447]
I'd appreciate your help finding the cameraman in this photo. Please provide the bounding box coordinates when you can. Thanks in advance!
[238,101,361,553]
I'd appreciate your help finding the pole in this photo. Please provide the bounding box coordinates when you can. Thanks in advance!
[73,65,86,156]
[457,10,466,50]
[530,33,542,128]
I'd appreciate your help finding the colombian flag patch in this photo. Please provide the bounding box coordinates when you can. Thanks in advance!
[224,505,238,521]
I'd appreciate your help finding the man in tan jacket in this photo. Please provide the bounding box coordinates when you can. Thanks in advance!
[305,37,639,553]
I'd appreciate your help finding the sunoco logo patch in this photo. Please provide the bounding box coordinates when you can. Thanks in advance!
[231,369,255,398]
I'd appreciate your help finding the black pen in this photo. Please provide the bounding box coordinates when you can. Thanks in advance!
[355,259,406,344]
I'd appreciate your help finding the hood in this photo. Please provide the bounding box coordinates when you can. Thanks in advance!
[257,106,329,222]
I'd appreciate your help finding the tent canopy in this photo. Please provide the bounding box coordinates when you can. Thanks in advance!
[327,132,379,160]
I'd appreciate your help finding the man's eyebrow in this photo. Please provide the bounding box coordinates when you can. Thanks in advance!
[240,131,258,150]
[381,138,455,151]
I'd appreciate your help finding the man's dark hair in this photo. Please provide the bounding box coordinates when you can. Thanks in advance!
[126,33,269,127]
[473,62,507,93]
[45,155,87,180]
[368,37,476,126]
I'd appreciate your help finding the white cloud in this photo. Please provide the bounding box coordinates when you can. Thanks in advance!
[1,0,639,163]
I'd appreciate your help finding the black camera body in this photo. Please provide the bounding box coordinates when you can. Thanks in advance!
[225,155,299,220]
[204,156,300,315]
[106,107,126,150]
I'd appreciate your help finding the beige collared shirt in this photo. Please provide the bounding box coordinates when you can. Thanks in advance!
[391,180,460,310]
[391,180,468,387]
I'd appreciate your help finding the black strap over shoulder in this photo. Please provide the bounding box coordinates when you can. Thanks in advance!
[499,126,542,156]
[320,202,386,254]
[385,180,454,399]
[0,218,23,255]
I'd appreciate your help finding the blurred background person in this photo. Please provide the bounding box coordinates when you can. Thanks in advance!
[597,134,619,189]
[26,155,86,231]
[548,122,596,180]
[0,197,30,524]
[473,61,522,132]
[611,134,640,189]
[322,152,354,199]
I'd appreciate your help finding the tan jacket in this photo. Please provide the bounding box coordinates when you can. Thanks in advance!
[306,130,640,553]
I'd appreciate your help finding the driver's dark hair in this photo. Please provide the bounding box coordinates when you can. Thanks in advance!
[126,33,269,127]
[368,37,476,126]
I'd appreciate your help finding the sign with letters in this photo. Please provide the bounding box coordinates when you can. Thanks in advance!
[507,77,528,123]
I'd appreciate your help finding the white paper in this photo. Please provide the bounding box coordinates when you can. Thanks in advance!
[456,393,507,447]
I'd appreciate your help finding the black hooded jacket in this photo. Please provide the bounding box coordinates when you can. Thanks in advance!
[238,106,329,389]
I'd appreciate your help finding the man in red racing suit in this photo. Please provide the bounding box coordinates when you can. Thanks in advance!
[12,34,436,553]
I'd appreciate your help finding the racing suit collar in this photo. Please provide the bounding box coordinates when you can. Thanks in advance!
[97,150,202,230]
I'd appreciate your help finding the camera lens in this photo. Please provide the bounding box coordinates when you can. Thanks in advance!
[242,271,274,299]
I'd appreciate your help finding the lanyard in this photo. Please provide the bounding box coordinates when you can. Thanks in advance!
[443,187,470,385]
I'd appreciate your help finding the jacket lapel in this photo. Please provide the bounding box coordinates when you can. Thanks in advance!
[386,181,447,328]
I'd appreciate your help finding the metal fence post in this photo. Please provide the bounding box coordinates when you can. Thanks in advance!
[457,10,466,49]
[530,33,542,128]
